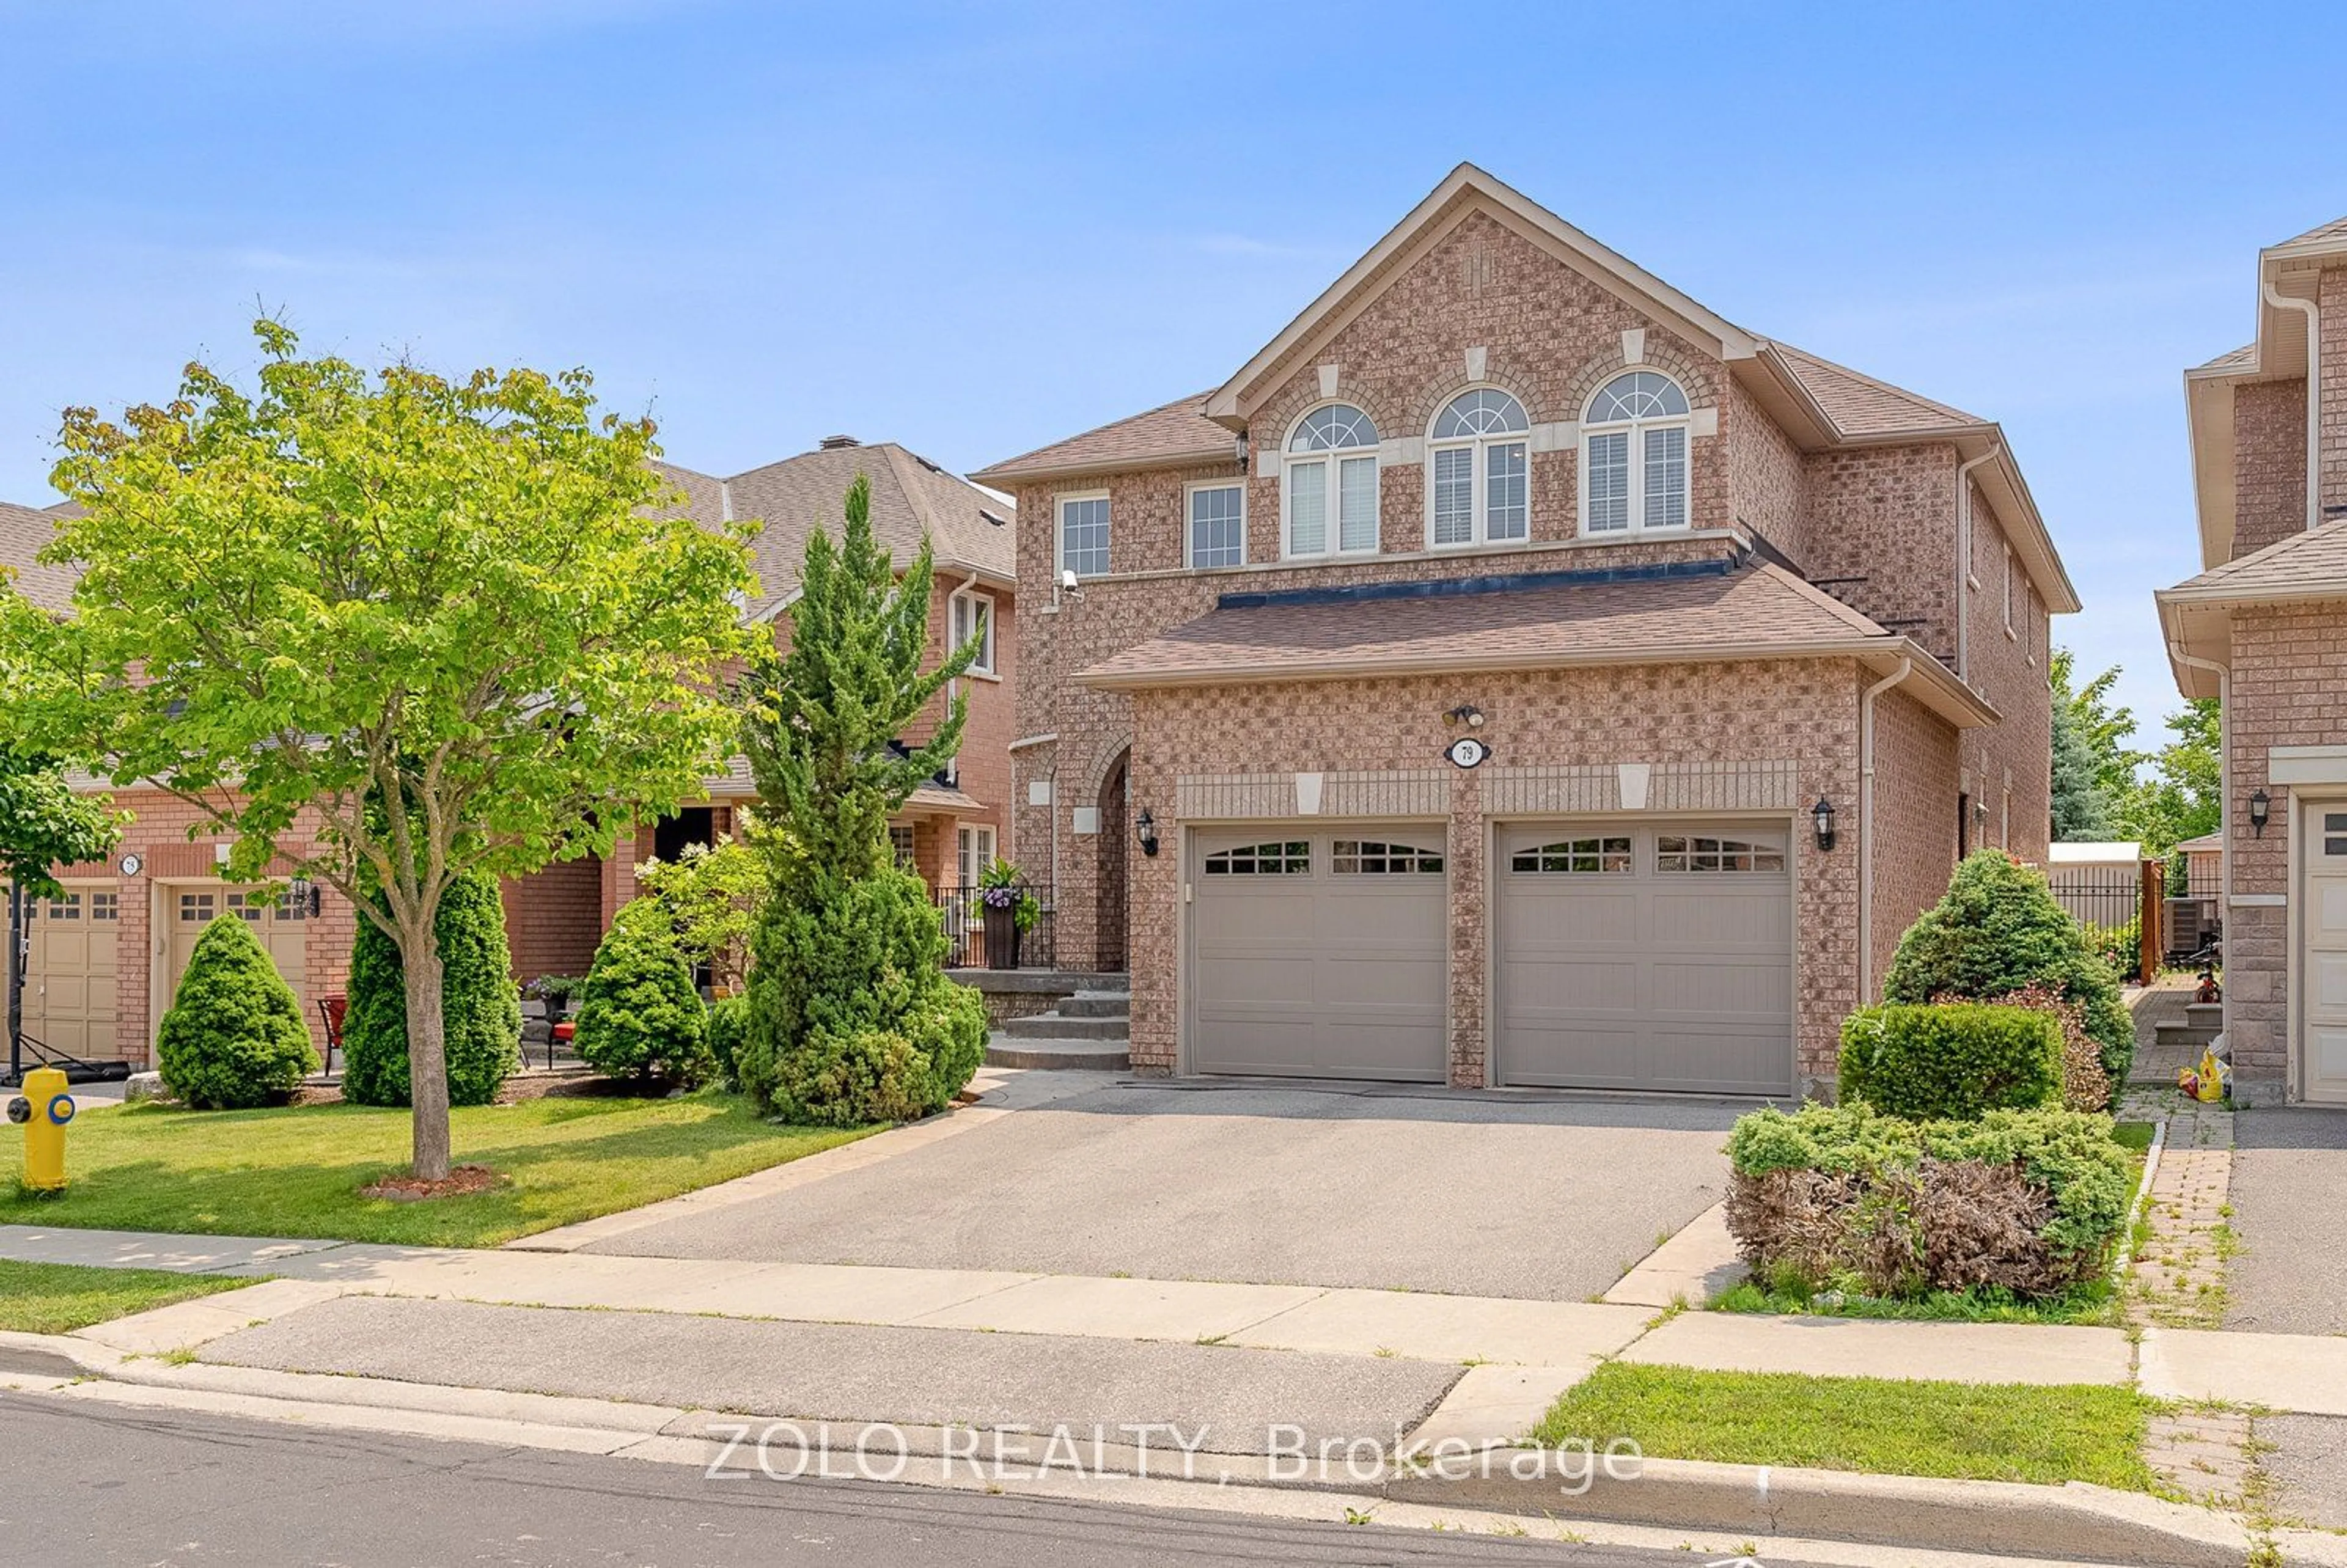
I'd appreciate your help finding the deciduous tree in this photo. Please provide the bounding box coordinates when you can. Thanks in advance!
[3,321,753,1177]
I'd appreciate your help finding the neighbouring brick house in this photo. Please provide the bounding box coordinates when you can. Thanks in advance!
[973,164,2074,1096]
[4,436,1016,1067]
[2159,215,2347,1105]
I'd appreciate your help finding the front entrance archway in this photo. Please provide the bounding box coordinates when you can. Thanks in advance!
[1095,749,1129,972]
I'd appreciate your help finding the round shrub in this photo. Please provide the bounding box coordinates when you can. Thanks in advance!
[574,903,712,1083]
[1838,1002,2063,1121]
[1882,850,2132,1094]
[156,913,318,1108]
[342,871,523,1108]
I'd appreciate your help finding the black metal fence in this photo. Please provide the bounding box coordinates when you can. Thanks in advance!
[2049,867,2143,982]
[933,884,1057,971]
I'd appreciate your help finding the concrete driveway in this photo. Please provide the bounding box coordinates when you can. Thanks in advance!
[2228,1108,2347,1335]
[583,1077,1742,1301]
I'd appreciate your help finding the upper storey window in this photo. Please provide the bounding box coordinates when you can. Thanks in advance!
[1428,389,1529,547]
[1058,493,1110,577]
[1582,371,1689,533]
[1284,404,1379,557]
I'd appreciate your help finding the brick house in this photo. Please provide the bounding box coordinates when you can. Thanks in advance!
[973,164,2073,1096]
[4,436,1016,1067]
[2159,215,2347,1105]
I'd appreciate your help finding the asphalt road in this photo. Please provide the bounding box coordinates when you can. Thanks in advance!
[0,1391,1835,1567]
[585,1081,1740,1300]
[2227,1108,2347,1333]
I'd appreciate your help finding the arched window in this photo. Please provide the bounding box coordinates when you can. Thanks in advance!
[1428,388,1529,546]
[1581,370,1690,533]
[1284,405,1380,557]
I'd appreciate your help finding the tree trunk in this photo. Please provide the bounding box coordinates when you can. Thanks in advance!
[401,920,453,1182]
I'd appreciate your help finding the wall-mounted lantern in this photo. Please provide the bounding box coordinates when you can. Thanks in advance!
[1811,797,1837,852]
[287,876,323,918]
[1135,809,1159,858]
[1445,703,1485,728]
[2250,788,2272,839]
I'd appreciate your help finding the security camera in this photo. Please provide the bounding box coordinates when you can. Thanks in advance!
[1060,568,1079,593]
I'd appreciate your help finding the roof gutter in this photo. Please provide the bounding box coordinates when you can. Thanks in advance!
[1857,658,1914,1005]
[2264,276,2322,533]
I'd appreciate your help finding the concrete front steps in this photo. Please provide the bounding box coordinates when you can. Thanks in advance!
[985,976,1130,1071]
[2154,1001,2225,1057]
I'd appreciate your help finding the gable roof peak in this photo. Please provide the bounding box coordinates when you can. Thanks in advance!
[1202,163,1761,424]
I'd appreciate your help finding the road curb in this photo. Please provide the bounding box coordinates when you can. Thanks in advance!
[1,1342,2253,1568]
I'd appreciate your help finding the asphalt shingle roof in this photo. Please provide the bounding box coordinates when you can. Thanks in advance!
[971,392,1230,484]
[1765,342,1986,436]
[1077,558,1893,687]
[2167,516,2347,598]
[0,500,79,612]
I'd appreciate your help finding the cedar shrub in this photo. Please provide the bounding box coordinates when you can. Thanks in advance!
[342,871,522,1108]
[155,914,318,1108]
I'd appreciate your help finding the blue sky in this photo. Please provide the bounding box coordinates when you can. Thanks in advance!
[4,1,2343,749]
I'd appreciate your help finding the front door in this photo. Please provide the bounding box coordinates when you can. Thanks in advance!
[2301,803,2347,1102]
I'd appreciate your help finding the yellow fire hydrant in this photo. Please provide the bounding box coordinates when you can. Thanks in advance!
[7,1066,75,1192]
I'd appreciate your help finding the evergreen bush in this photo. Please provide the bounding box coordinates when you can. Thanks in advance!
[342,871,522,1108]
[705,991,752,1092]
[1724,1101,2134,1299]
[1838,1002,2063,1120]
[1881,850,2132,1093]
[155,914,318,1108]
[573,903,712,1083]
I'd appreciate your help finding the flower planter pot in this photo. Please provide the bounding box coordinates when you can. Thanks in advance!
[983,903,1021,970]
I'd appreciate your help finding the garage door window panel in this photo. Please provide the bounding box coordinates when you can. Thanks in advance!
[1331,839,1444,874]
[1656,833,1784,873]
[1203,841,1311,875]
[1511,835,1631,874]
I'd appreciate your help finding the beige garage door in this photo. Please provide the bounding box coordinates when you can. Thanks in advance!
[22,884,120,1058]
[1188,826,1448,1082]
[167,885,310,1006]
[1497,822,1793,1095]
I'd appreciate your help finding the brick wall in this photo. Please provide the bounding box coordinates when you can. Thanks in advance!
[1728,378,1812,565]
[1868,684,1963,991]
[1960,483,2053,865]
[2234,378,2308,559]
[2221,600,2347,1093]
[1801,444,1960,660]
[2323,266,2347,517]
[502,858,603,982]
[1123,656,1869,1088]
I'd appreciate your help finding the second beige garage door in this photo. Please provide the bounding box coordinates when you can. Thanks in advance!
[1496,822,1794,1095]
[1188,826,1448,1082]
[22,884,121,1059]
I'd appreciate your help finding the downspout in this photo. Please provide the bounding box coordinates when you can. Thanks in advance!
[1857,658,1915,1005]
[2263,279,2321,532]
[1953,445,2001,680]
[2173,645,2233,1055]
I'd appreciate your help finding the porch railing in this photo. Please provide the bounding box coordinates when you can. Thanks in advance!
[933,884,1056,970]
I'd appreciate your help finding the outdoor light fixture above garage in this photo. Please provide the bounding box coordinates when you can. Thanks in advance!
[2250,788,2272,838]
[1812,797,1837,852]
[1135,809,1159,857]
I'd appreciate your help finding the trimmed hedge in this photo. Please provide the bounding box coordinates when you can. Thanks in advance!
[705,992,751,1092]
[1838,1002,2063,1121]
[1724,1101,2136,1299]
[156,914,318,1108]
[342,872,522,1108]
[1882,850,2132,1094]
[573,903,712,1084]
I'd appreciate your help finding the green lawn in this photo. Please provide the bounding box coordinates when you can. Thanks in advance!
[2112,1120,2158,1154]
[1533,1363,2154,1489]
[0,1258,256,1335]
[1710,1278,2120,1325]
[0,1091,873,1247]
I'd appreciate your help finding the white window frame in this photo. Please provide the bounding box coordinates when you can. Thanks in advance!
[1056,491,1111,580]
[1186,480,1248,570]
[1424,387,1531,549]
[1579,369,1692,537]
[957,824,996,888]
[1281,404,1381,560]
[949,588,994,676]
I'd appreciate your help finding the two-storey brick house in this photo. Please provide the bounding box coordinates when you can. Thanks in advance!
[975,165,2074,1097]
[2161,216,2347,1105]
[6,436,1017,1067]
